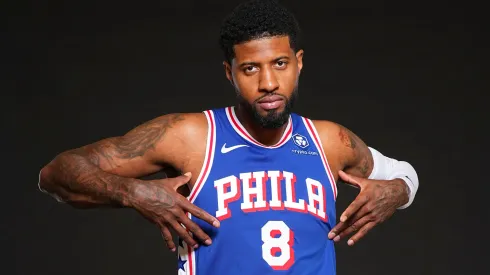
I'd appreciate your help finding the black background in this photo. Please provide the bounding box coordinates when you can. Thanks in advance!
[6,0,488,274]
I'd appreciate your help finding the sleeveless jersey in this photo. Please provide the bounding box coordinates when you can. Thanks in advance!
[177,106,338,275]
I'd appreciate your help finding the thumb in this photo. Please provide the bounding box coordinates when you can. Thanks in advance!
[172,172,192,190]
[338,170,364,188]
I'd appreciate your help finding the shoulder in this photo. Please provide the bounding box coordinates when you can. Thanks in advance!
[309,119,343,146]
[308,119,359,173]
[128,112,209,166]
[166,112,208,135]
[292,115,345,150]
[310,119,373,177]
[308,119,359,149]
[148,112,208,147]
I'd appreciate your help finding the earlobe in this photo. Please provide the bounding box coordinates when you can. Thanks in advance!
[296,50,304,73]
[223,61,234,85]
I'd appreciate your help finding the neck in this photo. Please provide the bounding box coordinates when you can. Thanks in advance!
[234,104,288,146]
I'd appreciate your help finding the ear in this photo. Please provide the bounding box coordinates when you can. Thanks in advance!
[295,49,304,74]
[223,61,234,85]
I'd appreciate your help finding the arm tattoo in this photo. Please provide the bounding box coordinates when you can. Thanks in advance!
[44,114,185,207]
[338,125,373,177]
[132,182,176,209]
[82,114,185,169]
[57,153,133,206]
[115,114,184,159]
[356,155,371,177]
[338,125,357,149]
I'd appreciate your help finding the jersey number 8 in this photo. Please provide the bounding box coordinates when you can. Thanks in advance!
[261,221,295,270]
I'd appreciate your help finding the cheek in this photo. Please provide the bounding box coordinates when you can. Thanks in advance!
[235,75,258,97]
[280,70,298,89]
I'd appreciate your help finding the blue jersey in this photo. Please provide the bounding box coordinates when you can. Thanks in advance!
[177,106,338,275]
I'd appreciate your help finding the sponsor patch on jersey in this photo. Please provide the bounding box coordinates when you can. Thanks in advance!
[291,133,318,156]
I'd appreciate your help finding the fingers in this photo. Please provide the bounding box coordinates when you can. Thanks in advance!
[161,208,213,250]
[328,197,370,240]
[181,199,220,228]
[178,213,213,246]
[346,221,377,246]
[335,215,372,242]
[168,205,214,246]
[328,209,363,240]
[169,219,199,249]
[159,224,176,252]
[339,193,369,223]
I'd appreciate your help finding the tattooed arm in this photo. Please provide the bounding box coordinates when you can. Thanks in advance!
[331,123,374,179]
[39,114,185,207]
[311,121,374,179]
[314,121,409,246]
[39,113,220,250]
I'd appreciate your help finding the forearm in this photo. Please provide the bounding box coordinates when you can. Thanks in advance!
[38,151,136,208]
[367,147,419,209]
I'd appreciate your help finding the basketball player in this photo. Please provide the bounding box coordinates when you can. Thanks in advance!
[38,1,419,274]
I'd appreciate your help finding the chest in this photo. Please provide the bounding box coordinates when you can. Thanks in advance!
[195,144,336,222]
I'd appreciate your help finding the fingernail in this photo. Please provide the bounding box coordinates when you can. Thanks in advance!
[204,239,212,245]
[334,236,340,242]
[184,172,192,177]
[347,239,354,246]
[213,220,220,228]
[340,216,347,222]
[328,232,336,239]
[193,244,199,249]
[171,248,176,252]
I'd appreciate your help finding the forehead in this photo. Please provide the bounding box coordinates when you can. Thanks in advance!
[232,36,293,64]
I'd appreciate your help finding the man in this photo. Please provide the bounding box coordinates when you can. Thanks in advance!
[38,0,419,274]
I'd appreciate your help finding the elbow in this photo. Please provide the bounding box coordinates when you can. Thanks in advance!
[38,163,54,194]
[37,157,67,203]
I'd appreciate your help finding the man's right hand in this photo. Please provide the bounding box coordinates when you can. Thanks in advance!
[128,172,220,252]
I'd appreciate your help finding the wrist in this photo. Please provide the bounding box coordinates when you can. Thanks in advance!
[121,179,152,208]
[391,178,410,208]
[101,174,140,208]
[394,176,416,209]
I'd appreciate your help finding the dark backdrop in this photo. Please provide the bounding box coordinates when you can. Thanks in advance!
[6,0,487,274]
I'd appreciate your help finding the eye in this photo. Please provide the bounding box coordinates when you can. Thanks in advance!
[244,66,258,73]
[275,60,288,68]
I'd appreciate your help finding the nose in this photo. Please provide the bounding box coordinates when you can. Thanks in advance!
[258,67,279,93]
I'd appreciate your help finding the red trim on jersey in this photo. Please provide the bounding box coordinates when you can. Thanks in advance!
[226,106,292,148]
[303,118,338,200]
[187,244,194,275]
[186,110,216,275]
[188,110,215,203]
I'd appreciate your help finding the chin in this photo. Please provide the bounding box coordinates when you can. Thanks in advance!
[253,107,290,129]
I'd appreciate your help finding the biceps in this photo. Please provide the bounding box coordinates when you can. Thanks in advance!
[344,149,373,178]
[337,125,374,178]
[74,137,164,178]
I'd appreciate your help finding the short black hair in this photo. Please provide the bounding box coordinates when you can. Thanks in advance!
[219,0,301,63]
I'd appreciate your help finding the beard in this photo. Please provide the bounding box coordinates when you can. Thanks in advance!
[237,87,299,129]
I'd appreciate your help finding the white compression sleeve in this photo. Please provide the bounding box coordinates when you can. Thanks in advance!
[367,147,419,209]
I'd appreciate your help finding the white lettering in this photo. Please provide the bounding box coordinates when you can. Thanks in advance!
[268,171,283,209]
[240,171,268,211]
[306,178,326,221]
[215,171,327,221]
[282,171,307,212]
[214,175,240,220]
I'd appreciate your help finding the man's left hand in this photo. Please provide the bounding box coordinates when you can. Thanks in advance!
[328,170,409,246]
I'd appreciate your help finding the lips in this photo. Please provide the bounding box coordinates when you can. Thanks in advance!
[257,95,284,104]
[257,95,284,110]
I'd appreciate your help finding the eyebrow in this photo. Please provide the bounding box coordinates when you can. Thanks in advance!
[239,56,290,67]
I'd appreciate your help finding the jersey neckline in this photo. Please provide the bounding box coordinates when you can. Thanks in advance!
[225,106,293,149]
